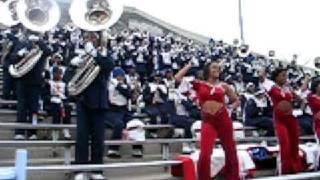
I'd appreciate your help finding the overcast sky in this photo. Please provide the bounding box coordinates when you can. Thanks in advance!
[62,0,320,68]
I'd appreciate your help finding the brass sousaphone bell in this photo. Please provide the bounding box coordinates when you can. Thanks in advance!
[16,0,61,32]
[67,0,124,96]
[0,0,19,27]
[86,0,112,26]
[69,0,124,31]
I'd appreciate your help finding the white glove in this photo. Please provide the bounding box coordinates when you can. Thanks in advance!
[110,78,119,87]
[28,35,39,41]
[70,56,84,67]
[18,48,28,57]
[100,47,108,57]
[75,49,86,56]
[85,42,97,57]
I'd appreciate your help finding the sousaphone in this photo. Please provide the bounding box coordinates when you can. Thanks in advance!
[16,0,61,32]
[0,0,19,27]
[67,0,124,96]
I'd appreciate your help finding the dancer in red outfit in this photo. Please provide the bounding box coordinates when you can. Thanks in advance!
[268,68,302,174]
[175,61,240,180]
[307,78,320,139]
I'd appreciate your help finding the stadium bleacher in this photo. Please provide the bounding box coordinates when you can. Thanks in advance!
[0,4,320,180]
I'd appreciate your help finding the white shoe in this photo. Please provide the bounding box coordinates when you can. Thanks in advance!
[107,149,121,158]
[63,129,71,140]
[14,134,26,140]
[90,173,106,180]
[74,173,87,180]
[28,134,38,140]
[260,140,268,147]
[190,143,196,151]
[182,142,192,154]
[32,114,38,125]
[52,130,59,141]
[132,149,143,158]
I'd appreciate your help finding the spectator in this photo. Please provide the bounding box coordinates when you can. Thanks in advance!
[45,67,71,140]
[106,67,143,158]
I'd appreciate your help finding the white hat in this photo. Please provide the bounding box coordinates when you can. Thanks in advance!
[126,119,145,141]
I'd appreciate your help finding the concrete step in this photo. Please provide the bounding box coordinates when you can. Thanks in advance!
[0,128,77,140]
[0,143,182,160]
[0,147,67,161]
[28,166,180,180]
[0,113,77,123]
[0,153,181,166]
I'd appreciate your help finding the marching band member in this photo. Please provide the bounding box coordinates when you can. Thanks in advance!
[258,67,274,92]
[175,61,240,180]
[171,87,197,154]
[268,68,303,174]
[107,67,144,158]
[13,33,51,140]
[106,67,130,158]
[142,73,170,125]
[295,76,313,135]
[73,32,114,180]
[1,28,19,101]
[244,89,274,136]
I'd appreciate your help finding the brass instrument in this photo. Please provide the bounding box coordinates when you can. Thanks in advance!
[9,46,43,78]
[67,54,101,96]
[69,0,124,31]
[0,0,19,27]
[16,0,61,32]
[67,0,123,95]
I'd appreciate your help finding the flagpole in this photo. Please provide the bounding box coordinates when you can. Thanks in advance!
[238,0,245,44]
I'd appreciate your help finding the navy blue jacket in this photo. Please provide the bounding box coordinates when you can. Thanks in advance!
[11,40,51,85]
[78,53,114,110]
[244,98,273,121]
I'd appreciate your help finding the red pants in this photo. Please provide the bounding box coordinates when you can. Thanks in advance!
[198,109,240,180]
[274,115,302,174]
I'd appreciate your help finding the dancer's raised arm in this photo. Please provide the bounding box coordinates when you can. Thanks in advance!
[174,62,193,83]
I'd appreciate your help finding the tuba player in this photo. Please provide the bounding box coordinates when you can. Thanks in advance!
[72,32,114,180]
[12,31,51,140]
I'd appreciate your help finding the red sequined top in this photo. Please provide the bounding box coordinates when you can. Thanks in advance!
[308,93,320,118]
[268,86,294,117]
[192,80,226,106]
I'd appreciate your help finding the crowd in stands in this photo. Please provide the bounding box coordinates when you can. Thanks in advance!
[0,24,317,155]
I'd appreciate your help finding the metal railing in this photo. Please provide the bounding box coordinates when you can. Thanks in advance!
[252,172,320,180]
[0,149,182,180]
[0,122,173,130]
